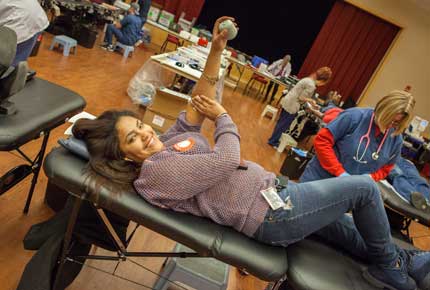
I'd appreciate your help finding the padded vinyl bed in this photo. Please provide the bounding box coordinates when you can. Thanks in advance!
[0,77,85,212]
[43,146,417,290]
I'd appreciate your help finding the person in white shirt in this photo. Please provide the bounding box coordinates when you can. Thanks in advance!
[268,66,332,148]
[264,54,292,103]
[0,0,49,66]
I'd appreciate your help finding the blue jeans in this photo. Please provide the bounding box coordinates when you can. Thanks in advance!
[253,175,398,266]
[268,109,297,146]
[12,32,40,67]
[104,24,128,45]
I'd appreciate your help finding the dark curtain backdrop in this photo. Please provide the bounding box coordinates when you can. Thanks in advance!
[196,0,336,75]
[298,1,400,102]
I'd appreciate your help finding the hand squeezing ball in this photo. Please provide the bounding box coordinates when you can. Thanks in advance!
[218,19,238,40]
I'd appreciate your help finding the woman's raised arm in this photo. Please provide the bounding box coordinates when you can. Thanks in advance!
[185,16,237,125]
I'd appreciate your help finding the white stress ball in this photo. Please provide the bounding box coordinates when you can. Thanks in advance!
[219,19,238,40]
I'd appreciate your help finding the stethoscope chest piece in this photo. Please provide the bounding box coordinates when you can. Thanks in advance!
[354,112,388,163]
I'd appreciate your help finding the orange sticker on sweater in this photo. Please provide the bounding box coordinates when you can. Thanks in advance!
[173,138,195,152]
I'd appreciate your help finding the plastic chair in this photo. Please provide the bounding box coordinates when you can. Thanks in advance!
[261,104,279,121]
[243,73,268,99]
[153,243,229,290]
[114,42,134,58]
[278,133,298,153]
[49,35,77,56]
[159,34,182,53]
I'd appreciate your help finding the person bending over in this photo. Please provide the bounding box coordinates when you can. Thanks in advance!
[74,16,429,290]
[0,0,49,66]
[300,90,415,184]
[101,2,142,51]
[268,67,332,148]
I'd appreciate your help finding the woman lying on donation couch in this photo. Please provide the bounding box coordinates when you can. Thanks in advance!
[72,16,430,290]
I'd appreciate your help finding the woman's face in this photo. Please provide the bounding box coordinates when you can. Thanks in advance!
[390,113,406,129]
[116,116,164,162]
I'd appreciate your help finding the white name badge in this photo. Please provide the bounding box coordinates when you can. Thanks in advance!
[260,187,292,211]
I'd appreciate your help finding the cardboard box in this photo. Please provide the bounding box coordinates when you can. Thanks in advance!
[143,109,176,133]
[143,88,190,132]
[150,87,190,118]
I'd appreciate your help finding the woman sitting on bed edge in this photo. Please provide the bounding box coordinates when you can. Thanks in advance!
[73,16,430,290]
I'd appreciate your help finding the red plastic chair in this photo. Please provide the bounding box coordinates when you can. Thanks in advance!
[159,34,182,53]
[243,73,268,100]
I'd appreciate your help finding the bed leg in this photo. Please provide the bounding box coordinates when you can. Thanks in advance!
[266,275,288,290]
[52,194,83,290]
[23,131,50,213]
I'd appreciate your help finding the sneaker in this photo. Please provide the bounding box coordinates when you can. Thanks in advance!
[411,192,430,213]
[100,44,114,52]
[363,254,417,290]
[404,249,430,290]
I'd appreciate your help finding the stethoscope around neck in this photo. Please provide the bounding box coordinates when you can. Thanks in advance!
[353,112,390,164]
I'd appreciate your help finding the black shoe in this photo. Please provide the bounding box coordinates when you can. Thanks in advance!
[411,192,430,213]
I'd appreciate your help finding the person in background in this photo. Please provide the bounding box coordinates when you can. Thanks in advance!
[306,90,343,123]
[300,90,415,183]
[136,0,151,24]
[320,90,341,110]
[0,0,49,68]
[267,67,332,148]
[388,157,430,213]
[264,54,292,103]
[101,2,142,51]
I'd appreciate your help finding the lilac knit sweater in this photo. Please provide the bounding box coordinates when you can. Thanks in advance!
[134,112,274,237]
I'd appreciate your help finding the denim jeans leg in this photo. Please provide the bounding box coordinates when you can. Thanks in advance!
[104,25,125,45]
[255,175,398,266]
[268,110,296,146]
[313,214,369,261]
[104,24,114,44]
[12,33,40,66]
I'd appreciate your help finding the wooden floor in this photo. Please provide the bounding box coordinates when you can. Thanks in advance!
[1,33,429,290]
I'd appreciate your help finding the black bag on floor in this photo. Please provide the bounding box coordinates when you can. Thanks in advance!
[280,148,313,180]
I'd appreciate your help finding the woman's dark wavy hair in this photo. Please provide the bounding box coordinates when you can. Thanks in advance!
[72,110,141,190]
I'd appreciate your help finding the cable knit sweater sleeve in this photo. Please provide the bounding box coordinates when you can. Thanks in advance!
[160,111,202,142]
[136,114,241,202]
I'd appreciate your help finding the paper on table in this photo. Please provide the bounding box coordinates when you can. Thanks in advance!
[68,111,96,123]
